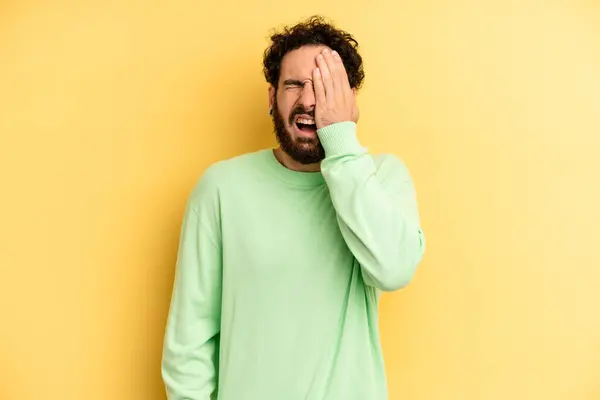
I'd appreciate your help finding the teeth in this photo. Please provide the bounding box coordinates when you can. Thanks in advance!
[296,118,315,125]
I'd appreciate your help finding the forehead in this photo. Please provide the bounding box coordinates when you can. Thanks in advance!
[280,45,330,81]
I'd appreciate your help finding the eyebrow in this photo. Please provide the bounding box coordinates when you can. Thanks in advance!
[283,79,309,86]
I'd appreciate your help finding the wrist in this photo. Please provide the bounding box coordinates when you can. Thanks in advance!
[317,121,365,157]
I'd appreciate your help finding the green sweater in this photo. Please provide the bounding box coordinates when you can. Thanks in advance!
[161,121,425,400]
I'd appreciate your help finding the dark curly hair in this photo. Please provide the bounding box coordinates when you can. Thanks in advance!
[262,15,365,91]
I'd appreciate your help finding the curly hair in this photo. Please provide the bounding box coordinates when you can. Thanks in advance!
[262,15,365,91]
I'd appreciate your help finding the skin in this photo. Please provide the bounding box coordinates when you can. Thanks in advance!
[269,45,359,172]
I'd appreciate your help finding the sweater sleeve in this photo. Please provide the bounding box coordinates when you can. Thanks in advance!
[162,168,223,400]
[317,121,426,292]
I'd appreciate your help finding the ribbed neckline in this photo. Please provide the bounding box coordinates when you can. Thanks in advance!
[261,148,325,187]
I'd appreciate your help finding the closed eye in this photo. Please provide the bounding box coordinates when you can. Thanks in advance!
[283,79,310,90]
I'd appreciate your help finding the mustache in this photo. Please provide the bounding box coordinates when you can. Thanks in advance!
[289,106,315,123]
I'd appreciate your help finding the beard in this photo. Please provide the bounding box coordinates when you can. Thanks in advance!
[271,97,325,165]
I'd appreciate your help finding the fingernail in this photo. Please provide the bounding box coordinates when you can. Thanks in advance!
[315,68,320,75]
[323,49,329,54]
[332,50,339,57]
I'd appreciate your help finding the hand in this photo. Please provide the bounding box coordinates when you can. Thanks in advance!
[312,49,359,129]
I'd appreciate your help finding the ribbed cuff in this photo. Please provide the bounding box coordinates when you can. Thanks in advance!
[317,121,365,157]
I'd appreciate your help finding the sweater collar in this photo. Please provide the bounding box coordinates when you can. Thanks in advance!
[262,148,325,187]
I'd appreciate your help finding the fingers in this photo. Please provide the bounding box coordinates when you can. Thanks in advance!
[316,52,334,101]
[314,48,356,126]
[312,67,327,106]
[317,49,352,99]
[326,50,345,99]
[331,50,352,97]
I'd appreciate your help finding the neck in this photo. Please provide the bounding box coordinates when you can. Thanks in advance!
[273,147,321,172]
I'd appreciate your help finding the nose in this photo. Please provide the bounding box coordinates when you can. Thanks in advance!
[298,81,315,111]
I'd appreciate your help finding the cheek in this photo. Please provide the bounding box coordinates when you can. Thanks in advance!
[278,92,300,118]
[277,103,293,124]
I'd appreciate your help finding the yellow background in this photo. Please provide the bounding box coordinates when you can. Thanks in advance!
[1,1,599,399]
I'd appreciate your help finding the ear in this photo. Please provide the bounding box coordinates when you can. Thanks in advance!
[268,85,276,114]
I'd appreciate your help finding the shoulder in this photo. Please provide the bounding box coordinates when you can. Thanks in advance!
[187,149,267,207]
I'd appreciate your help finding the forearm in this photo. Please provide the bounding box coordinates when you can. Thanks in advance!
[318,122,425,291]
[162,201,223,399]
[162,316,220,400]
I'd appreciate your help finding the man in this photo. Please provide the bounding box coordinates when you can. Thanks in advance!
[161,15,425,400]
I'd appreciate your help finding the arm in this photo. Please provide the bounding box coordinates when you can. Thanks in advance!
[318,122,425,291]
[162,169,223,400]
[311,49,425,292]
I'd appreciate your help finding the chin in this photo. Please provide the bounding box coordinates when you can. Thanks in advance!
[272,106,325,164]
[290,142,325,165]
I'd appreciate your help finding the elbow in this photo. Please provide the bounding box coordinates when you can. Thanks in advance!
[384,229,425,291]
[386,271,415,292]
[372,264,417,292]
[363,239,425,292]
[361,257,419,292]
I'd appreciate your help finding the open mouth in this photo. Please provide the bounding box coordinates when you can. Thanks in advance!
[294,116,316,133]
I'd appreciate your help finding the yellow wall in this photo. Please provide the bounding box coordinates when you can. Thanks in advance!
[1,1,599,399]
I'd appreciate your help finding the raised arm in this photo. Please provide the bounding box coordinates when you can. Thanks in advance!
[318,122,425,291]
[312,48,425,292]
